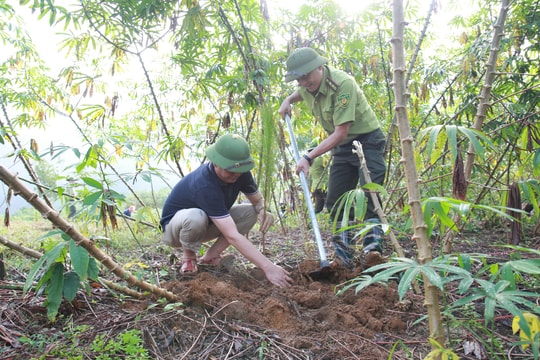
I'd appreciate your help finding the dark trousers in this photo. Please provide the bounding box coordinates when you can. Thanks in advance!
[326,128,386,223]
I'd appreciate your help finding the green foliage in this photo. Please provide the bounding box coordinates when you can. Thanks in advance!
[417,125,494,165]
[21,325,149,360]
[256,103,279,207]
[2,0,540,356]
[19,331,63,354]
[518,179,540,219]
[331,183,388,232]
[421,196,520,239]
[337,249,540,358]
[424,338,460,360]
[91,329,150,360]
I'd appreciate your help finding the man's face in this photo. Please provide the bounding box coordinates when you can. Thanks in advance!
[215,165,244,183]
[296,66,323,93]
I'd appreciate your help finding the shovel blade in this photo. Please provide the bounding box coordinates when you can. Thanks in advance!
[308,267,333,280]
[308,260,333,280]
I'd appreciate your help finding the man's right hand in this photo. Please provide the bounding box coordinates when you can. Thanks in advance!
[264,264,293,288]
[278,99,291,119]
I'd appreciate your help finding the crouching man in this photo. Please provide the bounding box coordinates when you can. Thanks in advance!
[160,133,292,288]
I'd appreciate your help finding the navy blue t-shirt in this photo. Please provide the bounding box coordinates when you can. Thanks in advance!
[160,162,258,231]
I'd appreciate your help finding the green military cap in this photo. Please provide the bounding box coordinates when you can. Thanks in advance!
[284,47,328,82]
[206,133,255,173]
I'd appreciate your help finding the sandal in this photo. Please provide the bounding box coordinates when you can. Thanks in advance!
[180,258,198,274]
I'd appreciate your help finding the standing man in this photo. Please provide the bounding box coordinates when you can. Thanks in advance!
[278,47,386,268]
[160,133,292,288]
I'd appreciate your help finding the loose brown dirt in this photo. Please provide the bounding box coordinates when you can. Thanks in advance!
[1,224,539,359]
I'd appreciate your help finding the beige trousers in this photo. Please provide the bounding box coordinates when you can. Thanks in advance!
[161,204,257,253]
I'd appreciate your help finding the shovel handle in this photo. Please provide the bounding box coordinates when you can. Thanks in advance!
[284,114,328,264]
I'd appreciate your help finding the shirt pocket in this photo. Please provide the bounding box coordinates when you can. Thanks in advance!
[321,101,334,125]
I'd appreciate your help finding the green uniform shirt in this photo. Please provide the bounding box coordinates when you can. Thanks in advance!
[298,66,380,145]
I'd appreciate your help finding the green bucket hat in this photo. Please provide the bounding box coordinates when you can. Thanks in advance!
[205,133,255,173]
[284,47,328,83]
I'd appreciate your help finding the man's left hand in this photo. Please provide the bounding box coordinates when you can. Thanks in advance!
[258,211,274,233]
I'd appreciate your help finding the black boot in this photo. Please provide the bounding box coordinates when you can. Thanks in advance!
[332,228,356,268]
[362,218,384,254]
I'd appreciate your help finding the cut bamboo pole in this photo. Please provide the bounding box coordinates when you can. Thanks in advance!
[0,165,178,302]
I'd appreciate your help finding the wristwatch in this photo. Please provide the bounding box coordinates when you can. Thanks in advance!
[303,154,313,166]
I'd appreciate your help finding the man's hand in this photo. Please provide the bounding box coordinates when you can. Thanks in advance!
[258,211,274,233]
[278,99,292,119]
[264,264,293,288]
[296,158,310,177]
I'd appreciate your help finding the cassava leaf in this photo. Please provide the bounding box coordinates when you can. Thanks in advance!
[45,263,65,322]
[63,271,81,302]
[70,239,89,280]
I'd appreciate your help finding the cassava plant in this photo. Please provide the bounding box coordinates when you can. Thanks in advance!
[23,235,99,322]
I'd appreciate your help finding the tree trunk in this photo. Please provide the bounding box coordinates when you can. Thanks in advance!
[391,0,445,347]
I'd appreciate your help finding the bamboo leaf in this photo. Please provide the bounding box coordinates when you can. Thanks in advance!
[457,253,471,272]
[458,127,488,160]
[432,262,473,277]
[507,259,540,274]
[446,125,458,162]
[421,266,444,290]
[457,277,474,294]
[533,150,540,177]
[427,125,443,165]
[87,258,99,280]
[82,191,102,206]
[418,125,441,158]
[397,268,419,300]
[484,296,496,324]
[451,293,485,308]
[354,189,367,221]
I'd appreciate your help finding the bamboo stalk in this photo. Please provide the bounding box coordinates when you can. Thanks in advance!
[391,0,445,347]
[463,0,510,183]
[0,165,178,302]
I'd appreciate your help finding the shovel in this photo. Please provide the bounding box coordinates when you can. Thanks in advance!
[284,114,331,279]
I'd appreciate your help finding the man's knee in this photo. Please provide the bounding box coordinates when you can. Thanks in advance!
[162,208,208,247]
[230,204,257,234]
